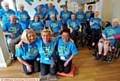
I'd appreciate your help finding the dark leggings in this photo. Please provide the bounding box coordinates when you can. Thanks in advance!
[40,63,57,76]
[22,60,40,75]
[57,60,72,73]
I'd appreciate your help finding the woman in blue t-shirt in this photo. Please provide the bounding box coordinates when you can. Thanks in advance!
[2,15,23,60]
[29,15,44,36]
[15,29,40,75]
[39,29,57,80]
[57,30,78,73]
[97,18,120,61]
[16,4,30,30]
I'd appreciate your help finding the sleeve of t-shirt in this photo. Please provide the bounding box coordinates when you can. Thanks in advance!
[29,21,32,27]
[71,42,78,55]
[18,24,23,34]
[77,20,81,26]
[58,21,62,28]
[15,48,23,58]
[55,9,58,15]
[60,11,62,19]
[41,21,44,27]
[26,11,30,20]
[2,23,7,31]
[67,19,70,25]
[0,9,4,19]
[90,18,94,22]
[47,20,51,28]
[11,10,15,15]
[102,27,108,36]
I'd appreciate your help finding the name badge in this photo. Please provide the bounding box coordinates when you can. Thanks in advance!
[45,58,49,60]
[60,56,65,60]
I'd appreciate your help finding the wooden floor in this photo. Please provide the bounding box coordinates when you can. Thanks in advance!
[0,48,120,81]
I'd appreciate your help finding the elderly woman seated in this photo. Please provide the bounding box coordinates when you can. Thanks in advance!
[96,18,120,61]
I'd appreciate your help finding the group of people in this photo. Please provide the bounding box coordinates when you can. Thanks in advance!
[1,1,120,81]
[15,29,78,80]
[0,1,79,81]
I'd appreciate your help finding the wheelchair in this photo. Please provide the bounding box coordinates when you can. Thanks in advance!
[92,40,120,63]
[86,29,102,49]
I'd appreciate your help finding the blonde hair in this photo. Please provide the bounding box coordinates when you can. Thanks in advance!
[21,29,36,44]
[112,18,120,26]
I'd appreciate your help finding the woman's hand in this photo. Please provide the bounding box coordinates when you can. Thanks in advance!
[15,40,23,49]
[104,39,109,44]
[26,64,32,72]
[64,61,69,67]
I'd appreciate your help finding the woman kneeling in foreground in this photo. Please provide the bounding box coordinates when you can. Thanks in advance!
[15,29,40,75]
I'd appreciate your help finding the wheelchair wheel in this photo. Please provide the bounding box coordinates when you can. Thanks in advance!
[106,52,113,63]
[92,46,98,56]
[114,48,120,59]
[106,55,113,63]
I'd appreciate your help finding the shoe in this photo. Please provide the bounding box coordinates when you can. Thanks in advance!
[101,55,107,61]
[48,74,57,81]
[40,75,48,81]
[96,54,102,60]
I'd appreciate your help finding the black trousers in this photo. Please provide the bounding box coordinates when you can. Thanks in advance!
[87,29,101,48]
[70,30,79,47]
[22,60,40,75]
[57,59,72,73]
[40,63,57,76]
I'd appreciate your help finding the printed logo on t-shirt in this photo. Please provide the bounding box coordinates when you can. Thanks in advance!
[43,8,47,12]
[4,13,10,18]
[107,29,116,36]
[39,15,43,19]
[21,14,27,21]
[63,13,68,18]
[78,15,84,19]
[59,46,68,57]
[43,46,51,56]
[32,22,40,27]
[71,22,77,28]
[9,27,17,33]
[51,23,58,28]
[26,47,38,57]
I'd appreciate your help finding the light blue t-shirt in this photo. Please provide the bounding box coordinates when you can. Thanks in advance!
[0,9,4,19]
[67,19,80,30]
[48,20,62,33]
[16,10,30,30]
[102,26,120,45]
[30,20,44,31]
[58,38,78,61]
[15,37,41,60]
[76,11,86,23]
[2,9,15,24]
[34,12,46,20]
[46,8,58,20]
[2,22,23,38]
[38,40,56,65]
[90,18,102,29]
[34,4,48,15]
[60,10,72,24]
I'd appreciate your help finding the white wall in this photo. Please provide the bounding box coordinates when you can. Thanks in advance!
[111,0,120,19]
